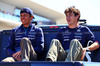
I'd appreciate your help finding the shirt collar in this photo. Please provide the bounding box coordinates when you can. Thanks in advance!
[67,25,81,30]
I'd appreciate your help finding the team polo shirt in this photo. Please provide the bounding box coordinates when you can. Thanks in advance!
[55,25,95,50]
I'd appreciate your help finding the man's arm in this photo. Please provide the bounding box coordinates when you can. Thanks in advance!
[6,29,15,56]
[12,51,21,61]
[81,26,100,60]
[81,41,99,60]
[34,27,44,54]
[7,29,22,61]
[87,41,99,51]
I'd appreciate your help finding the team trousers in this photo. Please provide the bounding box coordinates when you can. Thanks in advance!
[46,39,83,62]
[1,37,37,62]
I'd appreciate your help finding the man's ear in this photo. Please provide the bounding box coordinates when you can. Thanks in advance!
[76,15,79,19]
[31,16,33,19]
[76,15,79,18]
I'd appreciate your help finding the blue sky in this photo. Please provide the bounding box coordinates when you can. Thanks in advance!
[30,0,100,25]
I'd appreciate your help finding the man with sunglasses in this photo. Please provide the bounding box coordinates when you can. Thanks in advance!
[2,7,44,62]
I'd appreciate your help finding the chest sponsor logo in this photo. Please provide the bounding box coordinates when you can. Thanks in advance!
[75,32,82,40]
[77,29,81,32]
[15,32,25,35]
[15,38,22,40]
[28,37,35,40]
[63,30,71,36]
[75,32,82,36]
[63,36,69,38]
[64,39,69,41]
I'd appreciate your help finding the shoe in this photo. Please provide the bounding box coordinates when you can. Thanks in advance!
[46,58,52,61]
[22,59,28,62]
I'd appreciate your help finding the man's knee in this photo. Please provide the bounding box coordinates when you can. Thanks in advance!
[52,39,58,41]
[70,39,83,49]
[70,39,82,47]
[71,39,79,42]
[21,37,29,42]
[1,57,15,62]
[20,37,30,46]
[71,39,80,44]
[51,39,60,45]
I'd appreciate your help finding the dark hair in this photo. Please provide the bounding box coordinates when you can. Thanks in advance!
[20,7,35,19]
[20,9,31,17]
[64,6,81,21]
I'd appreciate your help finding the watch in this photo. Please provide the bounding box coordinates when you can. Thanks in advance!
[86,48,90,52]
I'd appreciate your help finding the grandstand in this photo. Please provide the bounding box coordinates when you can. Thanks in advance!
[0,0,66,31]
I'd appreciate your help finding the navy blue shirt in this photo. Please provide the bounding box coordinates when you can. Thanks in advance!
[55,25,95,50]
[6,23,44,56]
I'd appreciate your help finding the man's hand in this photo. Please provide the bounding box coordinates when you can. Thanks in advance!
[12,51,21,61]
[81,48,87,60]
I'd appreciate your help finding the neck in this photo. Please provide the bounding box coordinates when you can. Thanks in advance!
[23,22,31,27]
[68,23,79,28]
[23,24,30,28]
[23,25,29,28]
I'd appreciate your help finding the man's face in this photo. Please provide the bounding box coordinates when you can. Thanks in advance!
[66,12,79,25]
[20,13,33,27]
